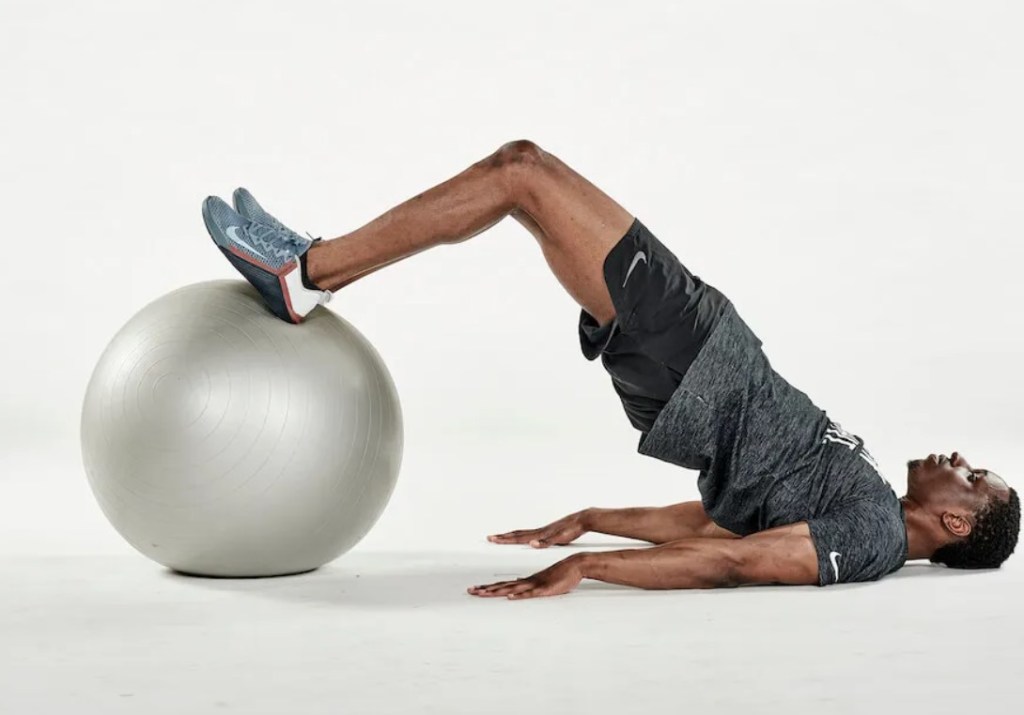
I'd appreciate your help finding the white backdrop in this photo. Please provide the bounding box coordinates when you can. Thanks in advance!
[1,0,1021,558]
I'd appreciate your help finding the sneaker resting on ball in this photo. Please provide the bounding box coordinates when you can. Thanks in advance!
[201,196,331,324]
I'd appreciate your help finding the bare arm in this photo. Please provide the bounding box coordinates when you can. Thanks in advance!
[586,502,739,543]
[585,522,819,589]
[470,522,820,599]
[487,501,738,548]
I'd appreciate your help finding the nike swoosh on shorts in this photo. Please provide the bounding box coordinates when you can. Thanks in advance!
[622,250,648,287]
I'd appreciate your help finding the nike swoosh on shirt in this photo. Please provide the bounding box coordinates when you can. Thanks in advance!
[226,225,264,257]
[829,551,841,582]
[622,250,648,287]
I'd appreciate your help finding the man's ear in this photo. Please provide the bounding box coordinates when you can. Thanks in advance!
[941,511,973,539]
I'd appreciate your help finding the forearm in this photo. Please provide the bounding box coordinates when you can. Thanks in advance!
[583,502,735,544]
[473,524,818,599]
[579,540,744,590]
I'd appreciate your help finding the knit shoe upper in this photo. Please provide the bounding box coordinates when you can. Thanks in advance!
[232,187,316,248]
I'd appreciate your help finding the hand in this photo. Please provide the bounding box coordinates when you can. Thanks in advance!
[467,554,587,600]
[486,510,589,548]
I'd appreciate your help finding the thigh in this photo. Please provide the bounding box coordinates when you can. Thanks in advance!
[580,219,729,432]
[516,149,635,249]
[506,145,635,326]
[602,219,728,375]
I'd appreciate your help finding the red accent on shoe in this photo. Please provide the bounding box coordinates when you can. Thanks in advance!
[225,245,303,324]
[278,261,303,324]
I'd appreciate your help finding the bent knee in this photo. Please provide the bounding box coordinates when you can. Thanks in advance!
[490,139,546,169]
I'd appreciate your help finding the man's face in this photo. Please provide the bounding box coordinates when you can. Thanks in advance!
[906,452,1011,514]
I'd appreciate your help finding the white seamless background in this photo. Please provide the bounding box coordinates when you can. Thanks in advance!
[1,0,1021,557]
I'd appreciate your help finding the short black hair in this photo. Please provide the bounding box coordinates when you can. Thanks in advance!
[931,488,1021,569]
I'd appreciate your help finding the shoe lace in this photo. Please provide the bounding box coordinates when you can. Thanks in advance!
[247,221,309,257]
[244,222,331,304]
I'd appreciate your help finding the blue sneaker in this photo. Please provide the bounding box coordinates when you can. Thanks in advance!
[232,187,314,245]
[201,196,332,324]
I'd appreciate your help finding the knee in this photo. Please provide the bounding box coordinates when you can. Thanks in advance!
[490,139,546,169]
[486,140,547,206]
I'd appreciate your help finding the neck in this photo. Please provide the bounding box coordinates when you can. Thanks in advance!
[900,496,946,560]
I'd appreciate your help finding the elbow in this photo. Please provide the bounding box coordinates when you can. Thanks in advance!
[714,571,745,589]
[715,552,749,588]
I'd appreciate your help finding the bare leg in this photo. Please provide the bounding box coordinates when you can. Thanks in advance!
[306,140,634,325]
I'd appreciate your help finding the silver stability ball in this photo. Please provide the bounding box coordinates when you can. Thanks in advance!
[81,280,403,577]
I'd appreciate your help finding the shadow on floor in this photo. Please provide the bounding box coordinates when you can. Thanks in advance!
[160,551,977,610]
[158,551,674,609]
[883,561,979,580]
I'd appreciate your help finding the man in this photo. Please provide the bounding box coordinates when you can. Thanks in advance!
[201,140,1020,599]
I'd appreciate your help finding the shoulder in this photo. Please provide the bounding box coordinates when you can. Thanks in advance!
[807,497,908,586]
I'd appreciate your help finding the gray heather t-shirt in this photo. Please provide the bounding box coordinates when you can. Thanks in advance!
[638,302,908,586]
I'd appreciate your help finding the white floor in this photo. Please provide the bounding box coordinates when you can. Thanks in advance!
[2,545,1021,714]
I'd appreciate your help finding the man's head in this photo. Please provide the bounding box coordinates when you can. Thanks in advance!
[906,452,1020,569]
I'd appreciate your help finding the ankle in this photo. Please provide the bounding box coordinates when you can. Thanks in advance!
[301,241,329,291]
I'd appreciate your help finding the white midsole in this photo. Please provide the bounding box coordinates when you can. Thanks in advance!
[283,258,332,318]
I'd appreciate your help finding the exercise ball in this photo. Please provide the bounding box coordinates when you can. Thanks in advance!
[81,280,403,577]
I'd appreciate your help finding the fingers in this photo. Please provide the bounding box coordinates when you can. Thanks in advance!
[487,529,566,547]
[466,580,565,600]
[467,576,572,600]
[467,579,535,597]
[487,529,541,544]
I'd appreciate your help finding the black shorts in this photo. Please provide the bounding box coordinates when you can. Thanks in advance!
[580,218,729,434]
